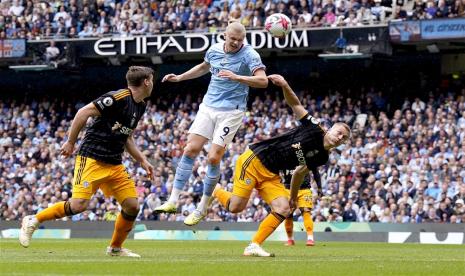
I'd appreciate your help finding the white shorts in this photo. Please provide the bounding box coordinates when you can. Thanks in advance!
[189,103,244,147]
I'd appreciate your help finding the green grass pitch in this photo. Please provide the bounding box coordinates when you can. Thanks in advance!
[1,239,464,275]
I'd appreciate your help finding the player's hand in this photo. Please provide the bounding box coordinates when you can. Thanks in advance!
[162,73,180,83]
[141,159,155,181]
[218,70,238,81]
[268,74,288,87]
[60,140,75,158]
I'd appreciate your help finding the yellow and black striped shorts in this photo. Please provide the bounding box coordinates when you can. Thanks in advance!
[233,149,288,205]
[72,155,136,203]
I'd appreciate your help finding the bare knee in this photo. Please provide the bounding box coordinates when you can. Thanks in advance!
[184,135,207,158]
[69,198,89,214]
[183,143,201,158]
[275,206,291,218]
[228,196,248,213]
[121,198,139,216]
[207,155,221,165]
[208,146,225,165]
[271,198,291,218]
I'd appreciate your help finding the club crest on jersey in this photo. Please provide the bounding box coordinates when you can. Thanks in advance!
[83,181,89,188]
[245,178,252,185]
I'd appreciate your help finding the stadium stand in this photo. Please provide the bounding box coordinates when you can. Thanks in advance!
[1,82,464,223]
[0,0,464,39]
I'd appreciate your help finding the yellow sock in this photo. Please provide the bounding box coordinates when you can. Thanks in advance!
[302,211,314,240]
[110,211,135,248]
[36,201,66,223]
[215,188,232,209]
[284,217,294,240]
[252,212,285,245]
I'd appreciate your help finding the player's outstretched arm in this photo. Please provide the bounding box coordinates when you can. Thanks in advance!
[218,68,268,88]
[162,61,210,83]
[60,103,100,157]
[268,74,307,119]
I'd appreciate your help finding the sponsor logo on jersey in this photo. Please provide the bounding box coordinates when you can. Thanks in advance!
[291,142,306,166]
[111,121,133,135]
[112,121,122,131]
[291,142,301,149]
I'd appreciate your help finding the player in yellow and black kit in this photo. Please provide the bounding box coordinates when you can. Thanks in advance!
[281,168,321,246]
[20,66,155,258]
[210,74,351,257]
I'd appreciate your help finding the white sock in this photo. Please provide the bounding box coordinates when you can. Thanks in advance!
[168,188,182,204]
[30,215,39,226]
[308,234,314,241]
[197,195,211,213]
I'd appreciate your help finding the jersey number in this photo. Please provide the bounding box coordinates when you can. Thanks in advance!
[219,127,230,141]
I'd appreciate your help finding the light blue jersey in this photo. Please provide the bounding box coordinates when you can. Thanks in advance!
[203,42,265,111]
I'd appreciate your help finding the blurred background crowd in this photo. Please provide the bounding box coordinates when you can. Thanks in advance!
[1,80,464,224]
[1,0,464,39]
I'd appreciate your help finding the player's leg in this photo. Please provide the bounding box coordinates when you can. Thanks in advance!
[156,106,213,213]
[245,174,290,257]
[107,197,140,257]
[20,155,94,248]
[184,144,225,225]
[283,188,295,245]
[155,133,207,213]
[184,179,249,226]
[297,189,315,246]
[251,196,290,245]
[213,149,257,212]
[284,214,295,246]
[301,207,315,246]
[20,198,89,248]
[244,196,289,257]
[105,166,141,257]
[185,109,243,225]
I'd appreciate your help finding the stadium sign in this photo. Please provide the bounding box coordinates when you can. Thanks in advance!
[0,39,26,58]
[24,26,389,60]
[93,30,310,56]
[421,18,465,40]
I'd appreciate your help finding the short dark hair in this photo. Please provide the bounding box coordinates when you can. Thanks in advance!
[126,66,154,86]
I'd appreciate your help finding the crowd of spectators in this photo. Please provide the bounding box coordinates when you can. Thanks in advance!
[1,81,465,224]
[1,0,464,39]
